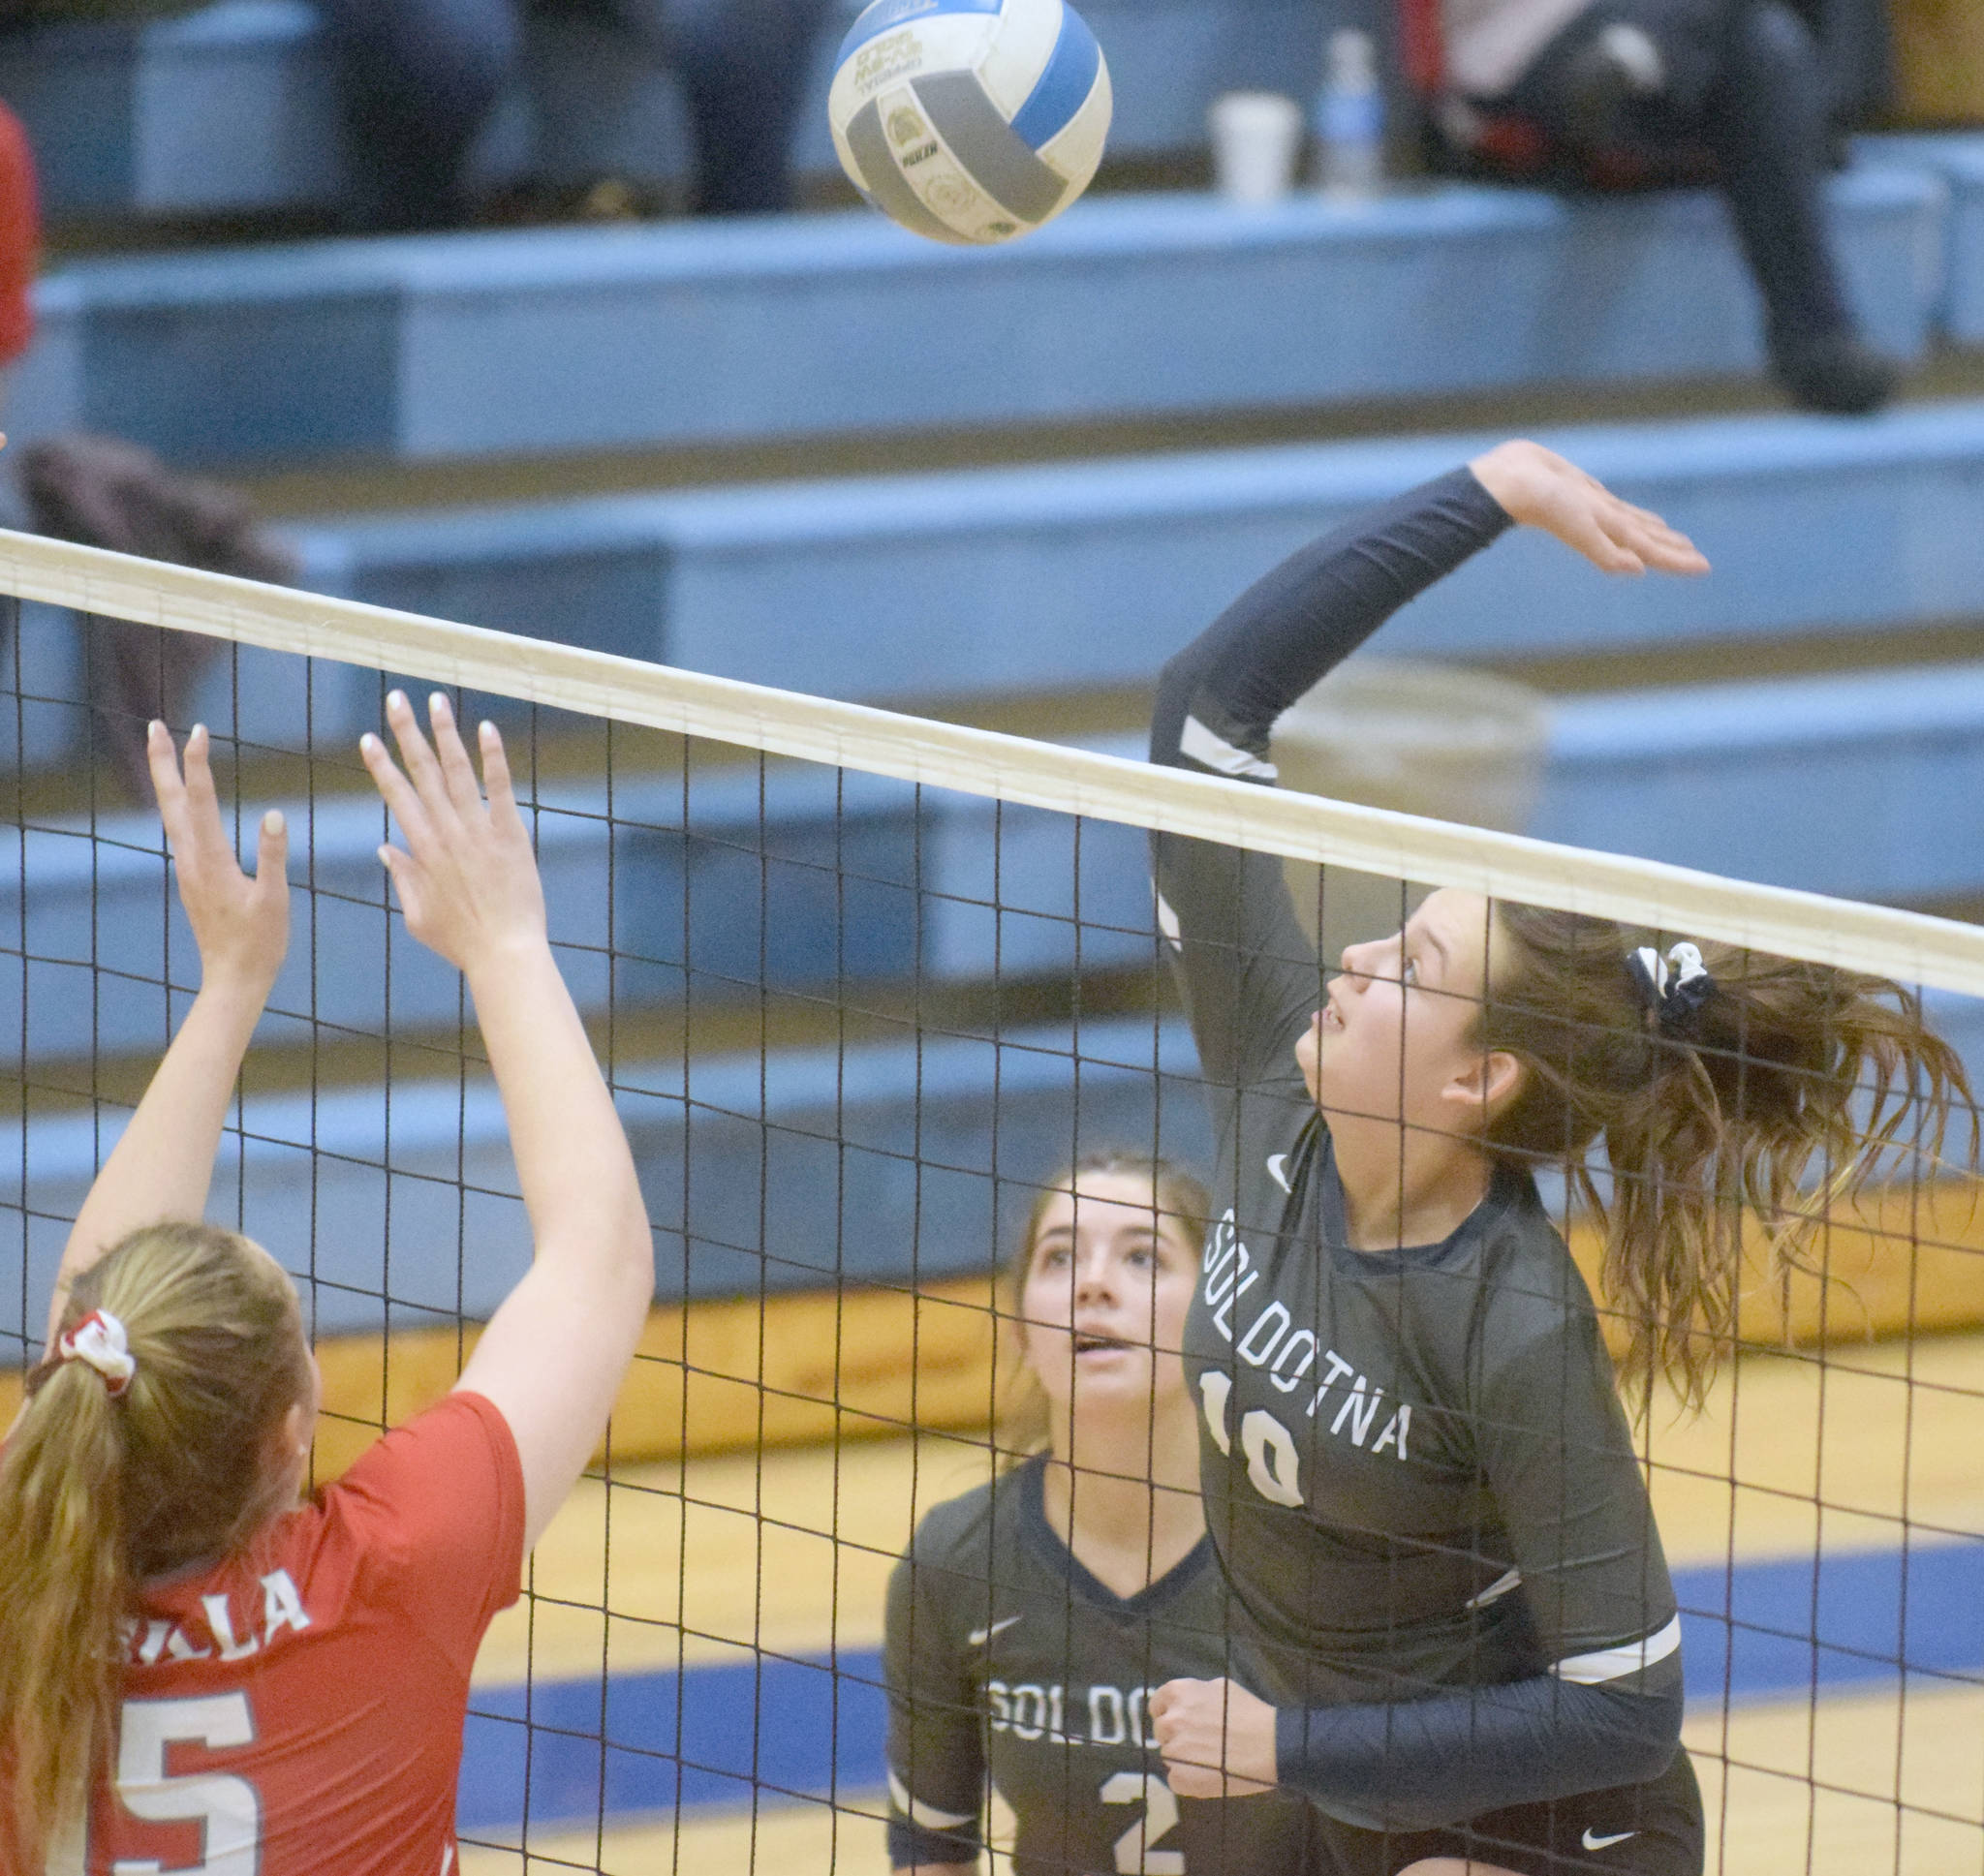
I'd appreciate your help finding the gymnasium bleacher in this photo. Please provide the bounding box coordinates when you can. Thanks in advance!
[10,2,1984,1851]
[8,172,1940,462]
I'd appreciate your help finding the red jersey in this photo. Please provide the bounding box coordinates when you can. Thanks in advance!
[59,1390,524,1876]
[0,102,35,366]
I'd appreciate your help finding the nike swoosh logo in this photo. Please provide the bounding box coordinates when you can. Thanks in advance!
[1581,1830,1637,1851]
[966,1615,1023,1647]
[1266,1153,1291,1193]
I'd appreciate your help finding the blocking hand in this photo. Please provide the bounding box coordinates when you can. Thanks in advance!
[360,691,545,978]
[147,721,290,995]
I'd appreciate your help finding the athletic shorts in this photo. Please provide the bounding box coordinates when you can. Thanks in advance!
[1310,1747,1703,1876]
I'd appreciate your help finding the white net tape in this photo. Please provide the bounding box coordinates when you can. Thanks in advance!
[9,526,1983,997]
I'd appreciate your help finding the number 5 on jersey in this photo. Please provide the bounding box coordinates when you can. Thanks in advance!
[102,1692,260,1875]
[1199,1372,1303,1507]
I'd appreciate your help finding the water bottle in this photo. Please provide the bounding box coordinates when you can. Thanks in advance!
[1316,28,1384,200]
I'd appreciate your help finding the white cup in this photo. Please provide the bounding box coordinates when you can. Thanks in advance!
[1208,91,1304,205]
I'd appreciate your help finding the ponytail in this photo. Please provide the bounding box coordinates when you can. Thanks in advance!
[1481,907,1973,1412]
[0,1350,128,1865]
[0,1221,311,1865]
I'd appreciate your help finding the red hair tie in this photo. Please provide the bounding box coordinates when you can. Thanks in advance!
[57,1308,137,1398]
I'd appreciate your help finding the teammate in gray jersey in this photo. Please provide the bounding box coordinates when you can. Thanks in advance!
[1136,441,1970,1876]
[884,1153,1317,1875]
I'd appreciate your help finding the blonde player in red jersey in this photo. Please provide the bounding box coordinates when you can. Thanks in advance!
[0,690,655,1874]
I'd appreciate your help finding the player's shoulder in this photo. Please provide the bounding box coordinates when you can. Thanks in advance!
[1464,1171,1617,1377]
[314,1391,521,1574]
[331,1389,515,1496]
[904,1453,1043,1573]
[1398,1168,1596,1370]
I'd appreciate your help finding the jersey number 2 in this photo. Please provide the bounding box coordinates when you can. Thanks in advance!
[1100,1769,1185,1875]
[106,1692,261,1875]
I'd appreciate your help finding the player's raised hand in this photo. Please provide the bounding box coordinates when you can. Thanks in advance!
[360,690,544,979]
[1469,439,1710,578]
[147,721,290,994]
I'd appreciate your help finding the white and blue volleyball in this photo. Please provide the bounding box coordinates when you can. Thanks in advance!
[828,0,1112,245]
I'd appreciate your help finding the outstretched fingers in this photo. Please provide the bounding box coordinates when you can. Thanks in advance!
[252,809,290,903]
[146,721,190,845]
[180,721,222,824]
[383,689,459,823]
[359,693,545,975]
[425,692,489,822]
[477,720,525,840]
[144,721,291,986]
[1472,439,1709,579]
[359,723,431,851]
[1559,499,1649,575]
[150,723,234,875]
[1604,494,1708,573]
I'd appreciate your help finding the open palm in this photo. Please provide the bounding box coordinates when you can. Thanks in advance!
[1470,439,1711,578]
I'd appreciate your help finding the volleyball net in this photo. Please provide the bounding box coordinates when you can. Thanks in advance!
[6,534,1984,1875]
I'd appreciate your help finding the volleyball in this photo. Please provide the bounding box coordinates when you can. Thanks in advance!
[828,0,1113,246]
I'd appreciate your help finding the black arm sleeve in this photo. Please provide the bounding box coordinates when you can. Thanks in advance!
[884,1548,985,1867]
[1277,1310,1687,1830]
[1274,1669,1684,1831]
[1148,468,1513,1088]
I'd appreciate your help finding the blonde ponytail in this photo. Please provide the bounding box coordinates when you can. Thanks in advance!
[0,1221,311,1866]
[0,1357,129,1863]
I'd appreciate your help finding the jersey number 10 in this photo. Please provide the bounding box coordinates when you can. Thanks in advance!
[1199,1373,1304,1507]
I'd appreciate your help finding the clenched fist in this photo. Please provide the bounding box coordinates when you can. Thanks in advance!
[1148,1677,1279,1799]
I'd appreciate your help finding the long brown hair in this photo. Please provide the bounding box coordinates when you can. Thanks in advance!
[0,1221,312,1866]
[1479,906,1973,1410]
[996,1153,1211,1464]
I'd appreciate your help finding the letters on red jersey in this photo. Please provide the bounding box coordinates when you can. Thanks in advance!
[18,1389,525,1876]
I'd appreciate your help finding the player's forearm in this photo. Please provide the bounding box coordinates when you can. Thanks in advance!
[1273,1672,1683,1830]
[466,938,651,1289]
[1149,467,1510,773]
[50,971,271,1339]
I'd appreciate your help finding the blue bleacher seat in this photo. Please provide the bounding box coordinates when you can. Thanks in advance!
[0,1014,1215,1332]
[9,647,1984,1073]
[4,169,1940,466]
[247,402,1984,706]
[9,964,1983,1333]
[0,3,343,219]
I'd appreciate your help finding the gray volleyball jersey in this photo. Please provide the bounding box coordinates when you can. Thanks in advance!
[884,1456,1317,1875]
[1151,805,1682,1713]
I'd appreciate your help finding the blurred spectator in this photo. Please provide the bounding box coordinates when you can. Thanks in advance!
[0,96,32,367]
[0,0,199,18]
[0,95,293,801]
[322,0,837,232]
[21,437,298,799]
[1406,0,1899,414]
